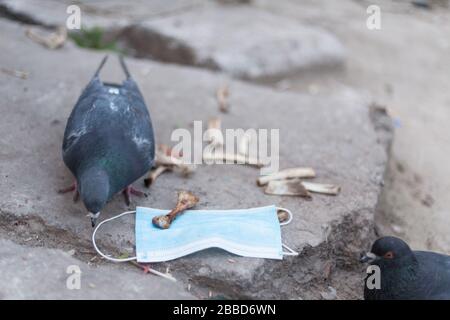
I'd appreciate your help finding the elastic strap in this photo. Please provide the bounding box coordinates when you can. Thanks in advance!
[282,243,298,256]
[276,207,293,226]
[92,210,176,282]
[276,207,299,256]
[92,210,136,262]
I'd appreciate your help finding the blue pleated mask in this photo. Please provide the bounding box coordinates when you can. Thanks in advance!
[93,205,297,265]
[135,205,296,262]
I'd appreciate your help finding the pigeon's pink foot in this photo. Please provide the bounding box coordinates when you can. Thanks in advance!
[132,262,152,274]
[141,264,152,274]
[122,185,147,206]
[58,181,79,201]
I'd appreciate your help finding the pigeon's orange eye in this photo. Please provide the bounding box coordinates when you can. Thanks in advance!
[384,251,394,259]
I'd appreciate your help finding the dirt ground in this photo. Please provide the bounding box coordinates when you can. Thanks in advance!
[258,0,450,253]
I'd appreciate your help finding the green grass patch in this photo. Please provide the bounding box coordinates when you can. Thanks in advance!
[69,26,123,52]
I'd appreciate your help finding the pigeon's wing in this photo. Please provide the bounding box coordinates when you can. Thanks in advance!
[62,56,108,158]
[119,56,154,166]
[428,292,450,300]
[121,77,155,169]
[416,251,450,299]
[62,77,103,157]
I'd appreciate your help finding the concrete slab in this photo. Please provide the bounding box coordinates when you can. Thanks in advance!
[0,0,346,80]
[118,5,346,79]
[249,0,450,255]
[0,0,204,28]
[0,239,194,299]
[0,19,390,299]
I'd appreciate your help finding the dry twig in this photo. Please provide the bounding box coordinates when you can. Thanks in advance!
[129,261,177,282]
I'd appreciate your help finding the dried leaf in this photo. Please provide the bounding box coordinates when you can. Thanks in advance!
[301,181,341,195]
[155,148,196,175]
[277,209,289,223]
[144,165,172,187]
[0,67,28,79]
[25,26,67,49]
[257,167,316,186]
[265,180,311,198]
[158,144,182,158]
[203,151,263,167]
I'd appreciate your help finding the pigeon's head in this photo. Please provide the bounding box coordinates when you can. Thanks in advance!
[360,236,416,267]
[78,167,110,227]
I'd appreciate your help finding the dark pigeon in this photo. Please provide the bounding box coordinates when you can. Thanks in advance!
[60,56,155,227]
[361,236,450,300]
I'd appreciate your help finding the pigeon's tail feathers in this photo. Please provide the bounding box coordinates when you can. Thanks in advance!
[93,55,109,78]
[119,55,131,79]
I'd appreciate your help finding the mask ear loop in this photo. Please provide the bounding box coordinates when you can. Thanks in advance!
[276,207,299,256]
[92,210,136,262]
[92,210,176,282]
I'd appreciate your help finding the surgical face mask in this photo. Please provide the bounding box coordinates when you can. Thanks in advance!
[92,205,297,277]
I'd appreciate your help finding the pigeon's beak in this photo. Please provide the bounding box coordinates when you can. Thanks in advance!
[360,252,378,263]
[88,212,100,228]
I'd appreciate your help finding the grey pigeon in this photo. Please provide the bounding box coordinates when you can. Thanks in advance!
[59,56,155,227]
[361,236,450,300]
